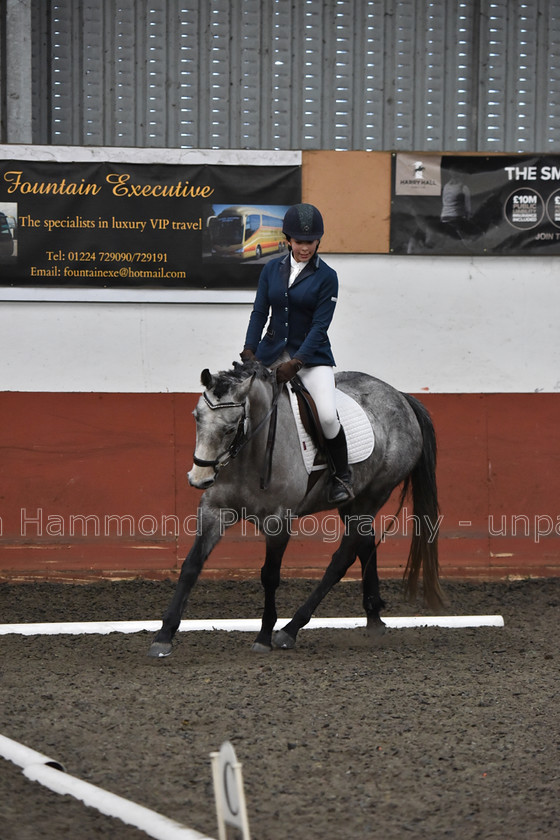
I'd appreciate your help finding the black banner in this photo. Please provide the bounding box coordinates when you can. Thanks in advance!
[390,153,560,255]
[0,161,300,288]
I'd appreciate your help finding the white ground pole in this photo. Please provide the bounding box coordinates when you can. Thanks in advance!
[0,733,216,840]
[0,616,504,636]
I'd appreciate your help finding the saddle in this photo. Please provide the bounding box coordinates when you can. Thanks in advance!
[288,376,375,475]
[289,376,326,454]
[260,375,374,490]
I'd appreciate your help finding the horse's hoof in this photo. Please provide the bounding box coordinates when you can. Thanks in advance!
[251,642,272,653]
[365,619,387,638]
[272,629,296,650]
[147,641,173,658]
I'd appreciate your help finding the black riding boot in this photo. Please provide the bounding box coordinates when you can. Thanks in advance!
[325,426,354,504]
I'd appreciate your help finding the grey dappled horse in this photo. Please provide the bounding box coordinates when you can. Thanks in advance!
[148,361,443,658]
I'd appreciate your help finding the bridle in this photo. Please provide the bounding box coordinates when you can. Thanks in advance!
[192,378,283,482]
[192,391,248,471]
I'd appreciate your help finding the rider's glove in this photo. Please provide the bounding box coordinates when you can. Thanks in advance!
[276,358,303,383]
[240,348,256,362]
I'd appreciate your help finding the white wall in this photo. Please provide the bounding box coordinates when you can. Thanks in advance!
[1,254,558,394]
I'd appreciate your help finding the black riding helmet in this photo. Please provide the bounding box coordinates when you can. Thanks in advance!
[282,203,324,241]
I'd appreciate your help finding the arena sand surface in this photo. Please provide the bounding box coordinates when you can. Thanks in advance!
[0,576,558,840]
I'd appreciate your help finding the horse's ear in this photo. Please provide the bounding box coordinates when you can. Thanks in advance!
[237,371,256,399]
[201,368,214,389]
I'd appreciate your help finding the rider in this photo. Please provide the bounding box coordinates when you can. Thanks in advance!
[240,203,353,505]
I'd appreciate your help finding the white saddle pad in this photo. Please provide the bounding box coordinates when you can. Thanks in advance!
[288,385,375,474]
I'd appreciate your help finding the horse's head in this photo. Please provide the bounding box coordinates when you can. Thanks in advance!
[187,363,259,489]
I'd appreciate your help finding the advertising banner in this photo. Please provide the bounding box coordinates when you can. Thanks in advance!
[0,161,300,288]
[391,153,560,255]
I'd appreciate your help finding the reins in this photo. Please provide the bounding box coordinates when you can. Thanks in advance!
[260,377,282,490]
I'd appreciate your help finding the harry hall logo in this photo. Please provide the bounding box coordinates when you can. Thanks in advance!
[398,158,438,187]
[394,153,443,196]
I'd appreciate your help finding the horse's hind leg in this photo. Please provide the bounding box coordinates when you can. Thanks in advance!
[358,527,386,635]
[252,529,291,652]
[273,533,357,649]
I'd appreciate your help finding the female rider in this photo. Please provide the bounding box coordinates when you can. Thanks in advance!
[241,203,353,505]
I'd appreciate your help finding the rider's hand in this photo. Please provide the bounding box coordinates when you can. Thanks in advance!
[240,348,256,362]
[276,358,303,382]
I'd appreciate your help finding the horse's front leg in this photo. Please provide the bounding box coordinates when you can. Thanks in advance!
[148,503,223,658]
[252,528,291,653]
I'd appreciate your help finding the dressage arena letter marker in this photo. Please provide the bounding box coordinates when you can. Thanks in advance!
[210,741,251,840]
[0,733,215,840]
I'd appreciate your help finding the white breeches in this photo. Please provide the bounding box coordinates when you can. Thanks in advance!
[273,353,340,440]
[297,365,340,439]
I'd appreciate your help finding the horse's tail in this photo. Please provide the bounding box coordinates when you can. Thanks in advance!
[400,394,444,609]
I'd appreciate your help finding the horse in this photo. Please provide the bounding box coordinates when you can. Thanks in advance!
[148,361,443,658]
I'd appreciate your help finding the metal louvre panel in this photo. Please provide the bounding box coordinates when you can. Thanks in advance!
[146,0,184,147]
[444,2,479,149]
[543,0,560,149]
[113,2,142,147]
[206,0,232,148]
[331,0,366,150]
[49,0,83,144]
[503,2,537,150]
[31,2,51,143]
[523,0,559,152]
[476,0,560,152]
[272,0,305,149]
[25,0,560,151]
[421,2,445,149]
[385,0,424,149]
[145,0,170,146]
[177,1,201,147]
[388,0,471,150]
[416,0,480,150]
[83,0,108,145]
[239,0,269,149]
[478,0,519,150]
[362,1,387,149]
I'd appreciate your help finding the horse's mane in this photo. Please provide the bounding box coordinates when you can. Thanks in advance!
[210,360,272,398]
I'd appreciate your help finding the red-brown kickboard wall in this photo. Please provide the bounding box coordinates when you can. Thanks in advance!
[0,392,559,580]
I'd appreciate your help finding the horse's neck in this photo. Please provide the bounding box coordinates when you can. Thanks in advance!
[248,377,274,429]
[246,377,289,446]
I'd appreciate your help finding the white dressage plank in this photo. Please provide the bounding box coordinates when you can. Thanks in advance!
[0,615,504,635]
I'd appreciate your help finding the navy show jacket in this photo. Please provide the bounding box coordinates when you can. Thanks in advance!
[244,252,338,366]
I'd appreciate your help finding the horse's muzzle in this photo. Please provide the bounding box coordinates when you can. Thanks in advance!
[187,464,215,489]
